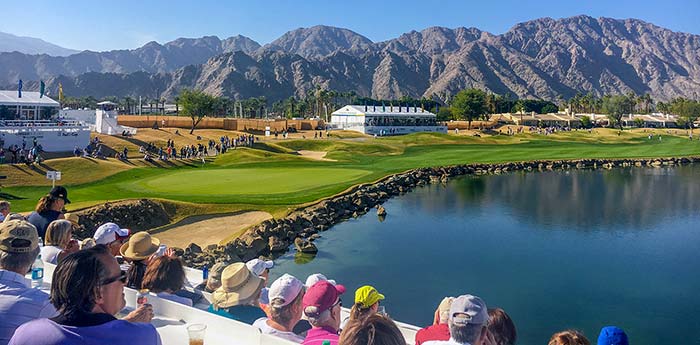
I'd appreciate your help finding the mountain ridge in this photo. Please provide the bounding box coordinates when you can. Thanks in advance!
[6,15,700,103]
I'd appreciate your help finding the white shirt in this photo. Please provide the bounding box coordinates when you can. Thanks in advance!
[253,317,304,343]
[0,269,57,345]
[423,338,470,345]
[40,246,63,265]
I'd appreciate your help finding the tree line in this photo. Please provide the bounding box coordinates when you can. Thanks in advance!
[56,88,700,133]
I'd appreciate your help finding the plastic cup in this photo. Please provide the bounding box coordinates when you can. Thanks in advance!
[187,324,207,345]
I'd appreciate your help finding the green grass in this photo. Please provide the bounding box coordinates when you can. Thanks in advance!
[4,129,700,213]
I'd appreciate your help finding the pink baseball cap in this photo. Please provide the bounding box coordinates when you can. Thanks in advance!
[303,280,346,317]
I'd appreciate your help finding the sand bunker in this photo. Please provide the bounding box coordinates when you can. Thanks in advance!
[154,211,272,248]
[297,150,335,161]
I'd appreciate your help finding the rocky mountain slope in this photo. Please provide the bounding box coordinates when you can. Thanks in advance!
[0,31,79,56]
[10,15,700,102]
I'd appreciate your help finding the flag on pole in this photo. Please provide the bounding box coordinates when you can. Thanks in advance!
[18,79,22,98]
[58,83,64,103]
[40,81,45,98]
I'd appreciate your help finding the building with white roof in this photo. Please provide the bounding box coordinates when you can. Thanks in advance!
[0,90,60,120]
[330,104,447,135]
[0,90,90,152]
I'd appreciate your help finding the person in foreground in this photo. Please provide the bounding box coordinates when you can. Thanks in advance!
[41,220,79,264]
[338,313,407,345]
[26,186,69,239]
[596,326,628,345]
[141,255,191,306]
[9,245,162,345]
[302,280,346,345]
[349,285,386,323]
[423,294,497,345]
[0,220,57,345]
[253,273,306,343]
[209,262,267,323]
[415,297,454,344]
[486,308,516,345]
[548,329,590,345]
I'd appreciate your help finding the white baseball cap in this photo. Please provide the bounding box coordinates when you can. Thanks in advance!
[93,222,130,245]
[268,274,303,307]
[245,258,274,276]
[305,273,337,287]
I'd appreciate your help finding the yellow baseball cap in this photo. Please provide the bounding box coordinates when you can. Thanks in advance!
[355,285,385,308]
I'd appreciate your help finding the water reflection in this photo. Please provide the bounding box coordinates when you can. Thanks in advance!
[429,166,700,231]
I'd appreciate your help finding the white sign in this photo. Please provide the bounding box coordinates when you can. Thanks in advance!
[265,126,271,137]
[46,171,62,180]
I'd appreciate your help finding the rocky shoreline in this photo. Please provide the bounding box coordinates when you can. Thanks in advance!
[175,156,700,268]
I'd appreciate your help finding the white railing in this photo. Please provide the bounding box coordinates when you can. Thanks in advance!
[0,120,86,128]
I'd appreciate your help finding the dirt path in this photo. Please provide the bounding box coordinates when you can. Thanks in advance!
[153,211,272,248]
[297,150,335,161]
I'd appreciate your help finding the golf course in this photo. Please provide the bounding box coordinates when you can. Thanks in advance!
[3,127,700,226]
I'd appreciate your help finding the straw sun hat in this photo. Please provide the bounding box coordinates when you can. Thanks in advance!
[213,262,265,308]
[119,232,160,260]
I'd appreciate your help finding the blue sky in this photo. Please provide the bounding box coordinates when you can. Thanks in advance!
[2,0,699,51]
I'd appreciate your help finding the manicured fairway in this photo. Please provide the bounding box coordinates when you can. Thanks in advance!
[127,167,372,195]
[4,129,700,212]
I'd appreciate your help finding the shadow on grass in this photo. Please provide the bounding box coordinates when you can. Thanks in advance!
[0,192,27,200]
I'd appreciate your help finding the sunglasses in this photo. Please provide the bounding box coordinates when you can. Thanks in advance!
[102,270,127,285]
[333,298,343,308]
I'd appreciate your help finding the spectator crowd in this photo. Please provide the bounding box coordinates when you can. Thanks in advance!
[0,186,631,345]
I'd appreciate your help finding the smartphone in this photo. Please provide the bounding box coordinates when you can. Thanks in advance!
[154,245,167,257]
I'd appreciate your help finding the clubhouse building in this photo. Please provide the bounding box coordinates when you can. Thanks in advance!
[330,104,447,135]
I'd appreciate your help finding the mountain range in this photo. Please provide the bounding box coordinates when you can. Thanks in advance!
[3,15,700,103]
[0,31,79,56]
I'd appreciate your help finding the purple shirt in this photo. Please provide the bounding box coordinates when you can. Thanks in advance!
[9,317,161,345]
[303,326,340,345]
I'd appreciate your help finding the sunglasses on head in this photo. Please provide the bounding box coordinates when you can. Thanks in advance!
[102,270,127,285]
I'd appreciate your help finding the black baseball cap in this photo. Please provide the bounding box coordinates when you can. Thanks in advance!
[49,186,71,204]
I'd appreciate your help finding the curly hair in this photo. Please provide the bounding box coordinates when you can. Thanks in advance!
[548,329,591,345]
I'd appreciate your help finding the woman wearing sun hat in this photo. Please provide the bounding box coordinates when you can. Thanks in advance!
[208,262,267,324]
[348,285,386,324]
[120,231,161,289]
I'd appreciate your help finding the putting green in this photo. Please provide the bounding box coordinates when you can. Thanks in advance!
[126,167,372,196]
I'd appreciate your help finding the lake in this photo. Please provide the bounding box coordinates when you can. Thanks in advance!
[269,165,700,345]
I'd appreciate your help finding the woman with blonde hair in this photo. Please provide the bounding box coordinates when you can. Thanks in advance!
[548,329,590,345]
[41,219,79,264]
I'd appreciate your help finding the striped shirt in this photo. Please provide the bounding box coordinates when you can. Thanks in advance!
[0,269,57,345]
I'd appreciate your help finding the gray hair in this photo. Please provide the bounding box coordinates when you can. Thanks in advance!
[449,322,484,345]
[0,247,40,273]
[305,308,333,327]
[270,289,304,327]
[0,201,10,213]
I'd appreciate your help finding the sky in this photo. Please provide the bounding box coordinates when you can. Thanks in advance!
[2,0,699,52]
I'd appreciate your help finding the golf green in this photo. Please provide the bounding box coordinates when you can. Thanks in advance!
[125,167,373,196]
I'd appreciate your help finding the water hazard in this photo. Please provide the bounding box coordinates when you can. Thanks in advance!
[270,165,700,345]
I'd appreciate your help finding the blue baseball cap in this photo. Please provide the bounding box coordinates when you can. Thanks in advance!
[597,326,628,345]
